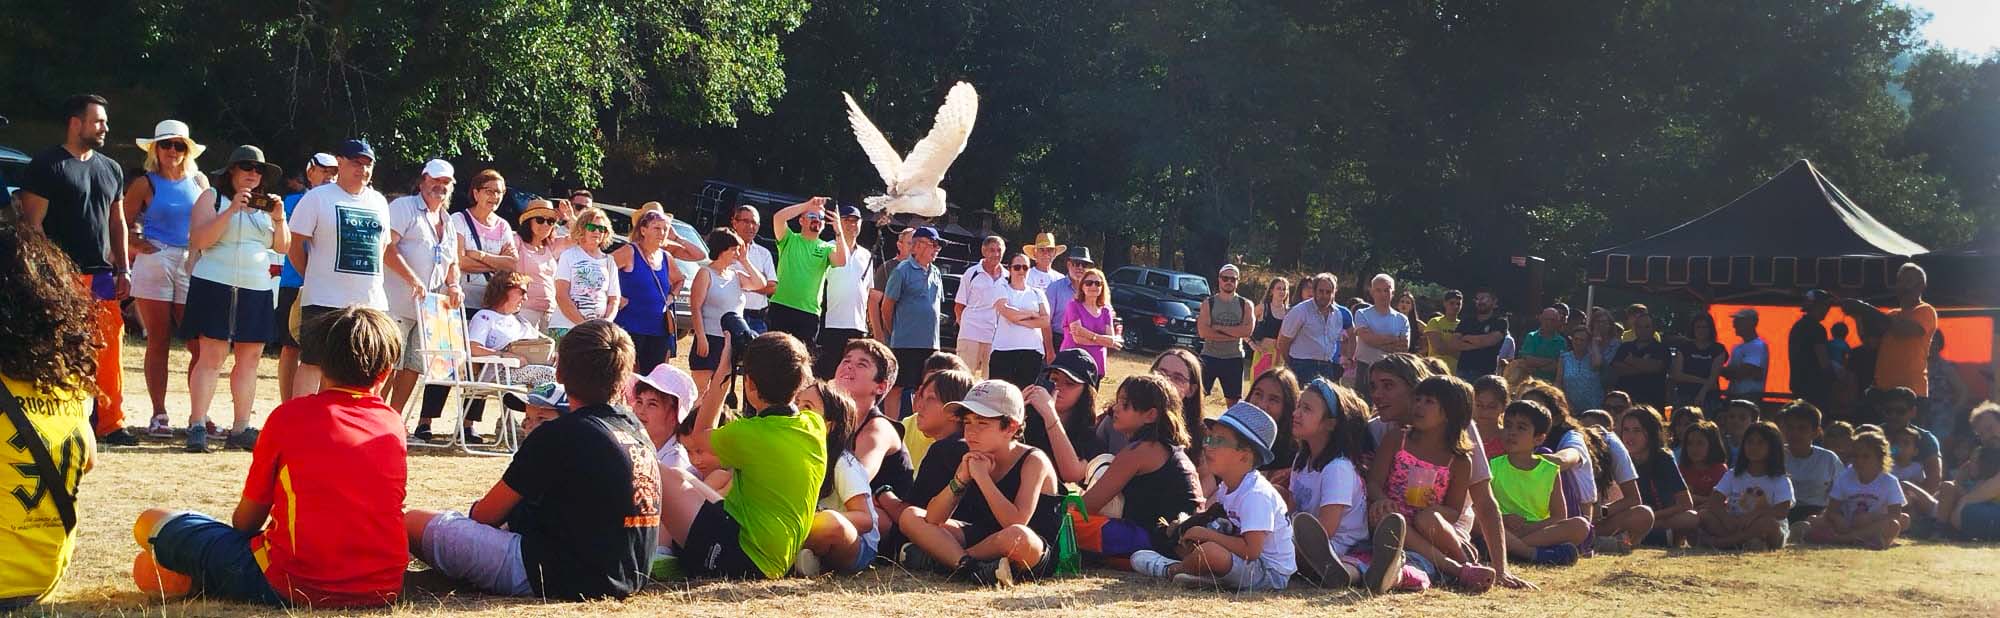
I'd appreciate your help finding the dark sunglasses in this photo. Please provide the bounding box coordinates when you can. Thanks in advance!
[1082,280,1104,287]
[1008,264,1030,271]
[1219,275,1239,282]
[233,162,263,172]
[154,140,189,152]
[527,217,555,226]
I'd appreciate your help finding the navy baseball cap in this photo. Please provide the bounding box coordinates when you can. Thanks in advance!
[838,204,862,219]
[912,227,941,242]
[334,139,375,160]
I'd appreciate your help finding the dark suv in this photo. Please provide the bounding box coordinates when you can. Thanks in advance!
[1108,265,1209,351]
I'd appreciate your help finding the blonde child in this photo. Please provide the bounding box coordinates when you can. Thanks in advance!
[1805,430,1907,549]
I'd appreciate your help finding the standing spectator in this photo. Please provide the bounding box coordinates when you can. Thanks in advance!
[1842,263,1938,399]
[612,209,702,372]
[1557,325,1604,410]
[1620,304,1658,342]
[275,153,336,400]
[1425,290,1465,376]
[180,146,289,452]
[766,197,849,350]
[1198,264,1258,406]
[0,229,101,609]
[687,228,769,387]
[881,227,946,421]
[955,236,1008,377]
[1349,274,1409,387]
[1024,233,1067,290]
[1277,273,1351,383]
[1044,247,1095,359]
[286,139,393,398]
[1789,290,1837,409]
[1924,334,1969,439]
[1668,313,1727,411]
[1722,309,1769,398]
[1061,267,1121,373]
[1516,307,1567,382]
[987,253,1052,389]
[567,188,595,212]
[1395,289,1427,357]
[453,169,520,314]
[728,205,778,332]
[382,160,465,418]
[1453,289,1509,380]
[816,206,873,378]
[1250,276,1290,378]
[126,121,210,439]
[870,228,914,341]
[1611,312,1672,407]
[549,207,622,338]
[14,94,137,445]
[512,200,566,329]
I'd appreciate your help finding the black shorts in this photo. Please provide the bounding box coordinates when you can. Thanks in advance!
[690,334,728,371]
[677,500,763,579]
[893,348,936,389]
[814,327,866,379]
[961,521,1058,579]
[297,305,342,365]
[988,349,1043,390]
[1200,355,1245,400]
[766,303,821,350]
[1788,504,1826,523]
[275,286,302,348]
[178,278,277,344]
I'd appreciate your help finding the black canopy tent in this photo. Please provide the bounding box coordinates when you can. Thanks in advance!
[1585,159,1929,304]
[1917,226,2000,310]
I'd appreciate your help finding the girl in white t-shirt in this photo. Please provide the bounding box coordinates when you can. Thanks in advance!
[547,207,621,336]
[1700,421,1794,550]
[1289,378,1416,593]
[796,382,880,576]
[1805,430,1907,549]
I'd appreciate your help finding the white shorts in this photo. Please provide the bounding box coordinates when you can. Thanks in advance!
[130,246,191,303]
[419,512,534,596]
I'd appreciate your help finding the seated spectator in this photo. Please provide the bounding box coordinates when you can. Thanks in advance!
[1699,422,1793,550]
[1062,375,1199,567]
[414,271,555,442]
[1679,420,1730,500]
[1287,379,1417,593]
[1489,401,1589,566]
[874,369,977,551]
[406,320,659,599]
[1778,402,1843,527]
[1617,406,1700,546]
[1131,401,1297,592]
[896,381,1063,586]
[795,381,877,576]
[135,307,407,607]
[1805,429,1907,549]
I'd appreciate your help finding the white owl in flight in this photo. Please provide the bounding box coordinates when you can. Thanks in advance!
[842,82,979,218]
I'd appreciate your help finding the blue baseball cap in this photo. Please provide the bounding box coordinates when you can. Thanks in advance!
[838,204,862,219]
[912,226,941,242]
[334,139,375,161]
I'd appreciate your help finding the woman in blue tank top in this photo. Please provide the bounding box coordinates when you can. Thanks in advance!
[612,208,687,373]
[126,120,210,438]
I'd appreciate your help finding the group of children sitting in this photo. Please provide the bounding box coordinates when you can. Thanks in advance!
[129,307,2000,607]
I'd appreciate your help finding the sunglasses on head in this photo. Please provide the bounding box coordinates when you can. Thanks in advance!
[155,140,189,152]
[583,223,610,233]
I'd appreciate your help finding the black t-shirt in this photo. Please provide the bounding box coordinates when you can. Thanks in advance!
[502,404,659,600]
[1612,340,1671,405]
[1454,313,1510,377]
[1670,341,1727,396]
[1788,318,1831,402]
[1632,451,1689,510]
[909,434,970,506]
[21,145,124,273]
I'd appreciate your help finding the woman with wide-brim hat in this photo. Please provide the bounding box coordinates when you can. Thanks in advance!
[512,199,568,329]
[179,145,289,453]
[126,120,212,440]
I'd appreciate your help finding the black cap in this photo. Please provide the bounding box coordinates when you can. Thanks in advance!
[1803,289,1833,307]
[1042,349,1102,388]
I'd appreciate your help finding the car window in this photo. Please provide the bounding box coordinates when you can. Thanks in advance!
[1144,272,1169,288]
[1110,268,1141,285]
[1176,276,1211,297]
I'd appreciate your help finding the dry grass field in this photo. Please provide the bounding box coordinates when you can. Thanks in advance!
[19,339,2000,617]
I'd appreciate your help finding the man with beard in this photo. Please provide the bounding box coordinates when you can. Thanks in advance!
[1197,264,1257,406]
[1452,288,1510,380]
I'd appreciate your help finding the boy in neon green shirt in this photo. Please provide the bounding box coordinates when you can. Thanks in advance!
[1490,400,1590,566]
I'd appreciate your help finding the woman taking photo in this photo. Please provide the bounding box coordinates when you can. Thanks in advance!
[453,169,519,315]
[688,228,769,386]
[512,200,567,329]
[612,208,704,373]
[1059,267,1120,372]
[987,253,1051,389]
[180,146,289,453]
[125,120,209,439]
[1250,277,1290,378]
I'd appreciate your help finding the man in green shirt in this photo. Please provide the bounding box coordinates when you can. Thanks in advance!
[1425,289,1464,374]
[765,197,850,354]
[1518,307,1568,382]
[658,332,827,579]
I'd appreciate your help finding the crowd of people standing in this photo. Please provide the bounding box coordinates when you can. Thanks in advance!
[2,93,1997,611]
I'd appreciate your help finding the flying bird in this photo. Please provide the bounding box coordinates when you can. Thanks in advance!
[842,82,979,218]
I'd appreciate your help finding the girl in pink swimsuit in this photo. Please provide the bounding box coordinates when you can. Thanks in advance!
[1367,375,1498,592]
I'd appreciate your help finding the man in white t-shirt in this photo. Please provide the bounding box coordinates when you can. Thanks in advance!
[285,139,394,397]
[1723,308,1769,396]
[382,159,465,412]
[728,204,778,332]
[815,206,873,378]
[953,236,1007,377]
[1349,273,1410,390]
[1024,233,1066,291]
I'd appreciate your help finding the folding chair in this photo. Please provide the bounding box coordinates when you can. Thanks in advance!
[407,293,528,456]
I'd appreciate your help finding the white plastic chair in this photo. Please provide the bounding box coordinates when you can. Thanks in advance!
[407,293,527,456]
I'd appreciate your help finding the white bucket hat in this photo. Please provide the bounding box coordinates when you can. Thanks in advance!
[135,120,207,161]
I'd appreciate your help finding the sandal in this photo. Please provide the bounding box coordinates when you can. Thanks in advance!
[1455,563,1496,593]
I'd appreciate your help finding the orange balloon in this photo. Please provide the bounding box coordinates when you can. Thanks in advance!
[132,549,192,599]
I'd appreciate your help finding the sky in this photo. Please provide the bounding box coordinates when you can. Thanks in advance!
[1901,0,2000,55]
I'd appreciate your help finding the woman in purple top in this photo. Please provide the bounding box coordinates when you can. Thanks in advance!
[1061,267,1121,370]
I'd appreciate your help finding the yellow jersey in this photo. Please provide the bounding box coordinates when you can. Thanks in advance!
[0,375,94,603]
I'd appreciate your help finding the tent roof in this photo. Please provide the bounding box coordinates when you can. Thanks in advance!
[1591,159,1928,259]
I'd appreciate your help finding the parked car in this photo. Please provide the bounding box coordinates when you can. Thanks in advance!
[1108,265,1209,352]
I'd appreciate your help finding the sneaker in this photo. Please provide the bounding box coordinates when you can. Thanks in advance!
[1454,563,1496,593]
[461,426,487,445]
[184,425,209,453]
[98,428,141,447]
[410,427,436,445]
[896,543,941,574]
[1129,550,1179,579]
[146,414,173,438]
[1364,513,1408,595]
[946,556,1007,586]
[794,548,823,577]
[224,428,260,451]
[1291,512,1347,588]
[1172,573,1220,589]
[1533,543,1580,566]
[650,554,685,581]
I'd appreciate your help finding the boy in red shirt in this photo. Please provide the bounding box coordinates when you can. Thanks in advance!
[134,307,408,607]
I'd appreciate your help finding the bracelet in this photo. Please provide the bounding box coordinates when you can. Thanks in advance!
[949,477,967,494]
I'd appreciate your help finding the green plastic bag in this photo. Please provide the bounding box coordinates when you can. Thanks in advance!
[1054,490,1088,576]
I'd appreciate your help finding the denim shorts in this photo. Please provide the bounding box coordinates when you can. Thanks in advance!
[419,511,534,596]
[151,512,285,605]
[1960,502,2000,540]
[1215,554,1291,591]
[840,532,880,575]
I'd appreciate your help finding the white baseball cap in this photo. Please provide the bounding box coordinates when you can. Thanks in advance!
[1219,264,1241,276]
[945,380,1024,424]
[309,153,337,168]
[422,159,455,179]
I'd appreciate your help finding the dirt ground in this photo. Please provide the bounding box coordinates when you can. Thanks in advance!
[22,340,2000,617]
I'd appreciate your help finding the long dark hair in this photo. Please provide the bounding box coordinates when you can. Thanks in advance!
[1683,420,1727,467]
[1295,379,1373,472]
[1623,405,1672,460]
[1687,312,1718,344]
[1251,368,1300,467]
[1119,374,1190,448]
[1412,376,1474,456]
[1733,421,1787,478]
[810,381,858,499]
[1516,378,1576,450]
[0,229,99,393]
[1153,348,1205,458]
